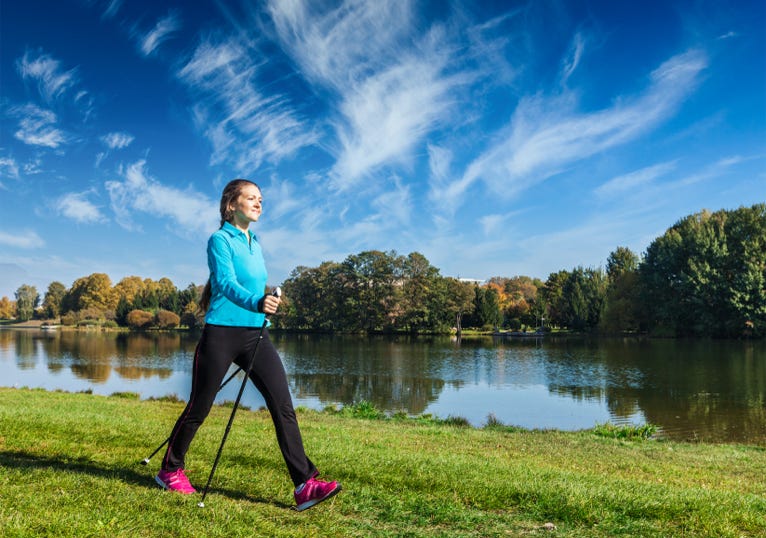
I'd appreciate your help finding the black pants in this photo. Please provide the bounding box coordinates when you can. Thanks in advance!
[161,324,316,486]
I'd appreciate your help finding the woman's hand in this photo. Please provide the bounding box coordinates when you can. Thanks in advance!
[261,293,281,315]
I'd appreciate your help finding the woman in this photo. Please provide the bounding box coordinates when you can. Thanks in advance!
[155,179,341,512]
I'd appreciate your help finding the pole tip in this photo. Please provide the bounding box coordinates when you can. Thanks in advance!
[140,459,150,465]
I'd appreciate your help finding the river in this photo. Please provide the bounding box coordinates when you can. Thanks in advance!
[1,328,764,444]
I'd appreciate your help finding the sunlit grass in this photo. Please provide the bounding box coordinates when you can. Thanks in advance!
[1,387,764,537]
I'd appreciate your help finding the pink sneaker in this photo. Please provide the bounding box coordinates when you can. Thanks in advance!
[155,468,197,494]
[294,476,342,511]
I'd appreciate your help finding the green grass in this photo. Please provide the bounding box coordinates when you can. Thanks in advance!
[1,388,764,537]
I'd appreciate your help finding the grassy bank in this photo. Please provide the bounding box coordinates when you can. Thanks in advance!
[1,388,764,537]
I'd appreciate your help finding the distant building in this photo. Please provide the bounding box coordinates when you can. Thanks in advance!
[456,277,485,285]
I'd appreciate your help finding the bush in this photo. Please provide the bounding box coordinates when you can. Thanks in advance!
[126,309,154,329]
[102,320,118,329]
[155,309,180,329]
[60,312,78,326]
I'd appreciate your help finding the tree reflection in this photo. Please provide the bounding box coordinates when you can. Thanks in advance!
[1,330,764,444]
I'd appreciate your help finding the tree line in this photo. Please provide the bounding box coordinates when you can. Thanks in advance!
[4,275,203,330]
[2,204,764,338]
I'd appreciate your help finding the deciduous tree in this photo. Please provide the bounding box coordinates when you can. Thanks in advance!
[15,284,39,321]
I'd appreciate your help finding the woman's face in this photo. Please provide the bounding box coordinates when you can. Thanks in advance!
[230,183,263,225]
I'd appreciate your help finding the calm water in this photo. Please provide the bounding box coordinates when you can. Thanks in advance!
[1,328,764,444]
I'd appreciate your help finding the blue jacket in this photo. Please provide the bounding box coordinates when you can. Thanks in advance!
[204,221,268,327]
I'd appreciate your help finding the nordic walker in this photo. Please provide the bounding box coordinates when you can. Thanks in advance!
[155,179,341,511]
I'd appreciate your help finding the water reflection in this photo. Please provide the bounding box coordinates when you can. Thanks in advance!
[0,329,764,444]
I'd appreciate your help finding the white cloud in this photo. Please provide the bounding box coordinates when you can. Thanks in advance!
[12,104,68,148]
[0,230,45,249]
[139,11,181,56]
[54,192,105,223]
[560,33,585,85]
[101,132,135,149]
[595,161,678,198]
[268,0,470,188]
[370,176,411,226]
[435,49,709,213]
[105,160,219,235]
[102,0,122,19]
[177,37,317,170]
[16,51,78,102]
[0,157,20,180]
[330,51,462,187]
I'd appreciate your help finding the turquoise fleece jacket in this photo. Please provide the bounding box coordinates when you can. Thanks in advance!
[204,221,268,327]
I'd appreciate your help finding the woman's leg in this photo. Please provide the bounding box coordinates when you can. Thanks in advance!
[162,325,241,471]
[237,328,316,486]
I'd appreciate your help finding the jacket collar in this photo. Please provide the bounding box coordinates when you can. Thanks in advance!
[221,221,256,242]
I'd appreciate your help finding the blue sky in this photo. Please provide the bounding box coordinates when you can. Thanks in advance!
[1,0,764,300]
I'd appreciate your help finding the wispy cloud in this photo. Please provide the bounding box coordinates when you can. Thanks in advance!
[54,192,105,223]
[0,157,20,181]
[595,161,678,198]
[101,131,135,149]
[139,11,181,56]
[268,0,469,188]
[0,230,45,249]
[16,51,78,102]
[177,37,317,171]
[101,0,122,19]
[11,104,69,148]
[560,32,585,85]
[433,49,709,213]
[105,160,219,235]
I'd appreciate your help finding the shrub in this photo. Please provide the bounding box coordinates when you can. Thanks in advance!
[155,309,180,329]
[592,422,658,440]
[180,311,201,329]
[60,312,78,326]
[126,309,154,329]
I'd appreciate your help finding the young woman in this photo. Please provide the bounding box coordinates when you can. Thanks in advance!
[155,179,341,511]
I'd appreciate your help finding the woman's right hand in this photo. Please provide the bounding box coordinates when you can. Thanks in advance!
[261,293,281,315]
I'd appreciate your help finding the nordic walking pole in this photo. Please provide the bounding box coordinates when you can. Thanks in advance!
[197,287,281,508]
[139,365,245,466]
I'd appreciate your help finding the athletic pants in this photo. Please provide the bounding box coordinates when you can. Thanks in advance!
[161,324,316,486]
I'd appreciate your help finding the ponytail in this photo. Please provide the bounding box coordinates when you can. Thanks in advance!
[199,280,212,313]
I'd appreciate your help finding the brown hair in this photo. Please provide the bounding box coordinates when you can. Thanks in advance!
[199,179,260,312]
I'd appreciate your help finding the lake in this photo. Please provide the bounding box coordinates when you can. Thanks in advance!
[1,328,764,445]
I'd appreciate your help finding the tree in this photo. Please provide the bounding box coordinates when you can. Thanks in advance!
[15,284,39,321]
[63,273,116,313]
[443,278,475,335]
[114,276,145,306]
[466,285,501,330]
[282,261,346,331]
[639,204,766,337]
[540,270,570,328]
[0,296,16,320]
[340,250,403,332]
[606,246,639,282]
[41,281,67,319]
[157,277,179,313]
[400,252,442,332]
[601,247,641,333]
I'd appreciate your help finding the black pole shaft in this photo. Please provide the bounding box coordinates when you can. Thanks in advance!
[197,318,268,506]
[139,365,244,465]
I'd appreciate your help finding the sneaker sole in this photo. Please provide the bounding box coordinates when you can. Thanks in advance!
[295,483,342,512]
[155,474,196,495]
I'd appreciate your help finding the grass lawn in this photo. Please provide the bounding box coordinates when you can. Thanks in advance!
[1,387,764,537]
